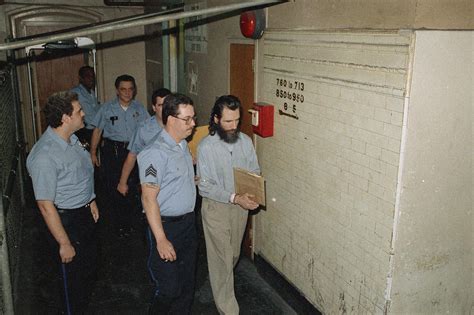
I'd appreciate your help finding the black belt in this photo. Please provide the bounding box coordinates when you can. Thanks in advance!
[161,212,193,223]
[103,138,129,148]
[56,199,94,213]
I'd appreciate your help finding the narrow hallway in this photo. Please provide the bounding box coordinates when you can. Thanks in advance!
[15,182,297,314]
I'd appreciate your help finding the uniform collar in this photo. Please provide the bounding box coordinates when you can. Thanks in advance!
[112,97,137,108]
[160,128,187,150]
[46,126,79,151]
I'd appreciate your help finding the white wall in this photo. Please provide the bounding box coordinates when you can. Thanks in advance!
[184,0,251,124]
[389,31,473,314]
[255,30,410,313]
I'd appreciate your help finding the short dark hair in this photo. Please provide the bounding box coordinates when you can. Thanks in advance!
[44,91,78,128]
[162,93,194,125]
[151,88,171,105]
[78,65,94,78]
[209,95,242,135]
[114,74,136,90]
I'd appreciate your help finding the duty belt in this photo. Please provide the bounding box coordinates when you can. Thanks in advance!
[161,212,193,223]
[56,199,95,213]
[103,138,129,148]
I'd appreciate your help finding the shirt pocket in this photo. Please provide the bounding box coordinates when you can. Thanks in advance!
[165,156,188,185]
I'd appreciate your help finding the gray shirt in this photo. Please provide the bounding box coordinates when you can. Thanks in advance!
[138,129,196,216]
[127,116,162,154]
[91,97,149,142]
[197,132,260,203]
[26,127,95,209]
[70,84,99,129]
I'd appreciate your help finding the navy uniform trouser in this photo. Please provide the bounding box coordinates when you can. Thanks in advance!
[47,204,97,314]
[147,212,198,315]
[101,138,141,232]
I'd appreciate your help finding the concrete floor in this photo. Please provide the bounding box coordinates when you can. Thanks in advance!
[15,187,297,314]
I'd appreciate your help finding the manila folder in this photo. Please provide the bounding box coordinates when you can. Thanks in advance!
[233,168,266,206]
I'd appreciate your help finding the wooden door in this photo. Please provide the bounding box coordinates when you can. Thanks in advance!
[230,43,254,138]
[230,43,255,259]
[34,52,86,133]
[28,26,87,134]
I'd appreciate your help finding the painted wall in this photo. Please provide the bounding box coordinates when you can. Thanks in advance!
[254,30,409,313]
[268,0,473,30]
[389,31,472,314]
[184,0,253,124]
[180,1,473,314]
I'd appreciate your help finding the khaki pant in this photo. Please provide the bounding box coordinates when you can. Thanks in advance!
[201,198,249,315]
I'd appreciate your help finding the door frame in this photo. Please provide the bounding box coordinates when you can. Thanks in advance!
[7,6,102,150]
[229,40,257,259]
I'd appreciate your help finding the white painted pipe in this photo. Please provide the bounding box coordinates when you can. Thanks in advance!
[0,0,284,51]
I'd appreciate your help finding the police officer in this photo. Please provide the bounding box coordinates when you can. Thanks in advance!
[117,88,171,196]
[70,65,99,146]
[90,74,149,235]
[138,93,197,314]
[27,91,99,314]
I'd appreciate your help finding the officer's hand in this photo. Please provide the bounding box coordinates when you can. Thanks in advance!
[59,243,76,263]
[156,238,177,262]
[90,201,99,223]
[117,182,129,196]
[91,153,100,167]
[235,193,259,211]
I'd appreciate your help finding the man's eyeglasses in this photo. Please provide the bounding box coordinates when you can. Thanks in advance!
[173,115,197,125]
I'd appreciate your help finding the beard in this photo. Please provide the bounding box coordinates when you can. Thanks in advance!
[216,123,240,144]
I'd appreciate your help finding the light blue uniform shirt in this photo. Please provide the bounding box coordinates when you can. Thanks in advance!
[138,129,196,216]
[26,127,95,209]
[91,98,149,142]
[197,133,260,203]
[70,84,99,129]
[127,116,163,154]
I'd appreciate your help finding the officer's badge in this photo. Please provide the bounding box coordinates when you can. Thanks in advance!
[145,164,157,177]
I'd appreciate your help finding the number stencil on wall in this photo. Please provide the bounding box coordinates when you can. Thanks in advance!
[274,77,306,119]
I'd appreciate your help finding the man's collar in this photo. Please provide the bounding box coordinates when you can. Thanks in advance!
[114,97,135,108]
[160,128,186,149]
[47,126,79,151]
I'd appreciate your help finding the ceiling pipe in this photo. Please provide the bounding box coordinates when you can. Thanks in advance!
[0,0,284,51]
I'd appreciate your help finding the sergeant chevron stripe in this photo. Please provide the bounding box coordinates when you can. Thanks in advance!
[145,164,157,177]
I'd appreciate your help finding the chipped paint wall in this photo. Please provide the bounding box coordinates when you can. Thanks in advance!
[388,31,473,314]
[254,30,410,314]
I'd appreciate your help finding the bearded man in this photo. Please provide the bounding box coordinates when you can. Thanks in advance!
[197,95,260,315]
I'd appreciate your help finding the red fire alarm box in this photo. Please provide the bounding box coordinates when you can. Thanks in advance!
[249,103,274,137]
